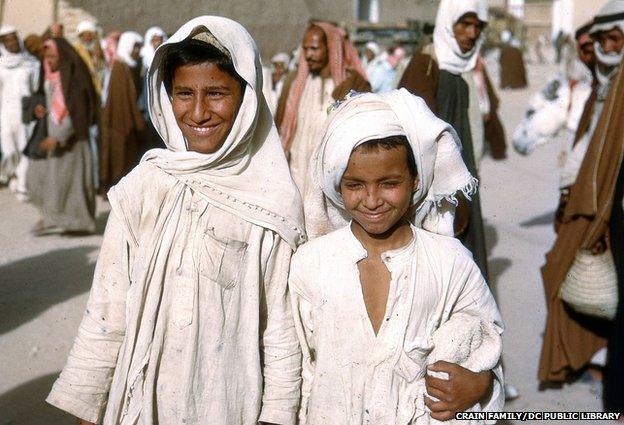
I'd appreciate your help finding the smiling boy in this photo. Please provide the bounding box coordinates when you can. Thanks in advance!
[47,17,304,425]
[290,89,504,424]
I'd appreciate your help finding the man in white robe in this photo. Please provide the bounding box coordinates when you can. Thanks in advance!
[276,21,370,196]
[0,26,39,201]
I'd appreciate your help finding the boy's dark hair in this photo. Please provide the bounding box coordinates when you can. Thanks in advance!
[162,39,246,95]
[356,135,418,177]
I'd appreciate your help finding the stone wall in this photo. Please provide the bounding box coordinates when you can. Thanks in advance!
[64,0,353,59]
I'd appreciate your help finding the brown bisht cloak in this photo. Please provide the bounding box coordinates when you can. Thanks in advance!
[398,51,490,281]
[99,60,145,192]
[274,68,371,128]
[538,64,624,383]
[499,45,528,89]
[483,66,507,160]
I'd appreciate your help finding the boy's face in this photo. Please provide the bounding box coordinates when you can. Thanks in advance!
[340,145,418,236]
[171,62,243,154]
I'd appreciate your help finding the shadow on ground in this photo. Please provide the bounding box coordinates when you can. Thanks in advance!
[484,221,512,299]
[0,372,73,424]
[95,209,110,236]
[0,246,98,335]
[519,210,555,228]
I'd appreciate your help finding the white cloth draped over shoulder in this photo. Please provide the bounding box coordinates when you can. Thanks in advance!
[433,0,488,75]
[304,89,477,239]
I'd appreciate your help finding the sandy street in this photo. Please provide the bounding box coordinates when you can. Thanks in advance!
[0,59,613,424]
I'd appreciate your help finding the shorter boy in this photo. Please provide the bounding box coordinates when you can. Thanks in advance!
[291,89,504,424]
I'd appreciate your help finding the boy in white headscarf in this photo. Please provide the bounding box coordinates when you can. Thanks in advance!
[47,16,304,425]
[292,89,504,424]
[0,26,39,200]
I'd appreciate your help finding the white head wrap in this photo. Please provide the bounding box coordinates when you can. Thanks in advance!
[305,89,477,239]
[0,27,36,69]
[433,0,488,74]
[133,16,304,246]
[76,20,97,35]
[140,26,167,70]
[365,41,381,56]
[0,25,17,37]
[116,31,143,68]
[590,1,624,87]
[271,52,290,65]
[500,29,512,44]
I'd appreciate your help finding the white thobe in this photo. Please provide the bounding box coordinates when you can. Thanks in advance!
[0,53,39,193]
[47,165,301,424]
[289,74,334,195]
[289,224,504,425]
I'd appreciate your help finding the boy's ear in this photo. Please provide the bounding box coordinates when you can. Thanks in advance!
[412,174,420,192]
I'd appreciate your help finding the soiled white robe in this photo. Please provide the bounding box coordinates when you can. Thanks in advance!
[289,74,334,194]
[290,224,504,425]
[47,164,300,424]
[47,16,304,425]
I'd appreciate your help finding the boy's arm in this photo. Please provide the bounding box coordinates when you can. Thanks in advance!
[46,212,131,424]
[425,250,504,421]
[259,235,302,425]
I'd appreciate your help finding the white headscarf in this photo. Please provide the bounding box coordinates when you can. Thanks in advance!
[116,31,143,68]
[76,20,97,35]
[433,0,488,74]
[0,27,36,70]
[305,89,477,239]
[136,16,304,247]
[140,26,167,70]
[590,0,624,87]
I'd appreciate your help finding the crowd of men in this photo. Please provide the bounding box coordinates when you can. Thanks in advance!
[0,0,622,422]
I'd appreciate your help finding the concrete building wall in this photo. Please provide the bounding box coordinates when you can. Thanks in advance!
[64,0,354,59]
[2,0,54,35]
[378,0,439,25]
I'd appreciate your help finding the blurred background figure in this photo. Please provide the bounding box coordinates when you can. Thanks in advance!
[26,38,98,236]
[368,45,406,92]
[99,31,145,194]
[73,20,105,96]
[361,40,381,78]
[139,26,167,151]
[499,29,528,89]
[276,21,370,195]
[271,52,290,99]
[23,34,44,59]
[0,26,40,202]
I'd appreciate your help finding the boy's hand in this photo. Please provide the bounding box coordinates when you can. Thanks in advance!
[424,361,493,421]
[76,418,96,425]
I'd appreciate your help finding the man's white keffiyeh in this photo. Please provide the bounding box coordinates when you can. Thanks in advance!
[590,0,624,89]
[305,88,477,239]
[116,31,143,68]
[433,0,488,75]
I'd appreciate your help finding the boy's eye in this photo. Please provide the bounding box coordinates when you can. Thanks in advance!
[208,91,226,98]
[175,90,192,98]
[343,182,362,190]
[381,180,400,187]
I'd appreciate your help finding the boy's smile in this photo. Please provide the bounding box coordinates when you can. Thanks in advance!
[340,144,418,239]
